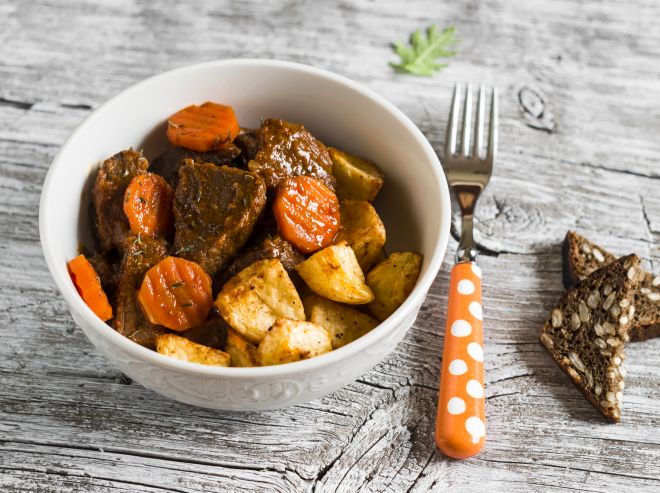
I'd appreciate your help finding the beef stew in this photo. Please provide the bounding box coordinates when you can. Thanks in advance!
[68,102,422,367]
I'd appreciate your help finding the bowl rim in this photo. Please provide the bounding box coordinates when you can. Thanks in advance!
[39,58,451,378]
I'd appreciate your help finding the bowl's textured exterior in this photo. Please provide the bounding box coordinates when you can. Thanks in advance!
[71,302,422,410]
[40,60,451,410]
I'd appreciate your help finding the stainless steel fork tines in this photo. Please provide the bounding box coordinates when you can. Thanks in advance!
[443,83,498,263]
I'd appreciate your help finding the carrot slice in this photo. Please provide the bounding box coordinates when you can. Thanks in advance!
[123,172,174,237]
[67,254,113,321]
[137,256,212,331]
[273,176,341,254]
[166,102,240,152]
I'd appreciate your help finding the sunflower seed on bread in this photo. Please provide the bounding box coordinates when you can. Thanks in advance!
[541,254,640,422]
[562,231,660,342]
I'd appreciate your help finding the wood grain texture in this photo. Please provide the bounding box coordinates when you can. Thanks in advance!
[1,0,659,491]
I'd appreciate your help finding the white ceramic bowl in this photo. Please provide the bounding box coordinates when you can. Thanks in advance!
[40,59,451,411]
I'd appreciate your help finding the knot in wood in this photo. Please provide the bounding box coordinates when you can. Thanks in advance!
[518,87,555,133]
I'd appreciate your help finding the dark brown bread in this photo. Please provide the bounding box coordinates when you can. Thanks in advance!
[630,269,660,341]
[563,231,660,342]
[540,254,641,422]
[562,231,617,287]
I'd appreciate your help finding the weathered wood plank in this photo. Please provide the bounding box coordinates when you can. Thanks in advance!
[1,0,659,491]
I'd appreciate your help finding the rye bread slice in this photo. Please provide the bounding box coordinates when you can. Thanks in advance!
[562,231,617,287]
[563,231,660,342]
[540,254,641,422]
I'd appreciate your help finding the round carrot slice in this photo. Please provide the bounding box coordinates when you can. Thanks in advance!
[273,176,340,254]
[137,256,212,331]
[67,254,113,321]
[123,172,174,237]
[166,102,240,152]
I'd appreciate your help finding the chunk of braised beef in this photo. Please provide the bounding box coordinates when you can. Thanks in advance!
[92,149,149,252]
[178,311,228,349]
[173,160,267,278]
[248,118,335,191]
[114,235,169,348]
[150,144,241,187]
[221,234,304,284]
[233,127,261,166]
[251,206,279,237]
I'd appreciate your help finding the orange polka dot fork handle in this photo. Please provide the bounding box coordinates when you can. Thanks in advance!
[435,261,485,459]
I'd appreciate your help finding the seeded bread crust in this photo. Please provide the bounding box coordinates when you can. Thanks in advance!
[540,254,640,422]
[562,231,660,342]
[562,231,617,287]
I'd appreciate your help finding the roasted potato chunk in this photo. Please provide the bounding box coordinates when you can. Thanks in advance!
[367,252,423,321]
[335,200,386,271]
[215,259,305,344]
[155,333,230,366]
[257,319,332,366]
[328,148,384,201]
[304,295,378,349]
[226,328,259,367]
[296,242,374,304]
[372,248,386,266]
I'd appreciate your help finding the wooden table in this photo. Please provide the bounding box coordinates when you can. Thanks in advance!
[1,1,659,491]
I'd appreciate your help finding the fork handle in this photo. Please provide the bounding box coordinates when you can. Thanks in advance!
[435,261,485,459]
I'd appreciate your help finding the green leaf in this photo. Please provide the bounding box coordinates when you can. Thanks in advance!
[390,25,458,76]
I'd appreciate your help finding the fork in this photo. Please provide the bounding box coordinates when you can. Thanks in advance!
[435,84,497,459]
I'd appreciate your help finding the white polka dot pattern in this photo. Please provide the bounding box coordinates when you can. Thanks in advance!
[471,264,482,279]
[457,279,475,295]
[448,359,468,375]
[450,319,472,337]
[467,343,483,362]
[447,397,466,415]
[466,379,484,398]
[468,301,482,321]
[465,416,486,444]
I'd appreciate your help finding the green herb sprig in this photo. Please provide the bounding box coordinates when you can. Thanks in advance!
[390,25,459,76]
